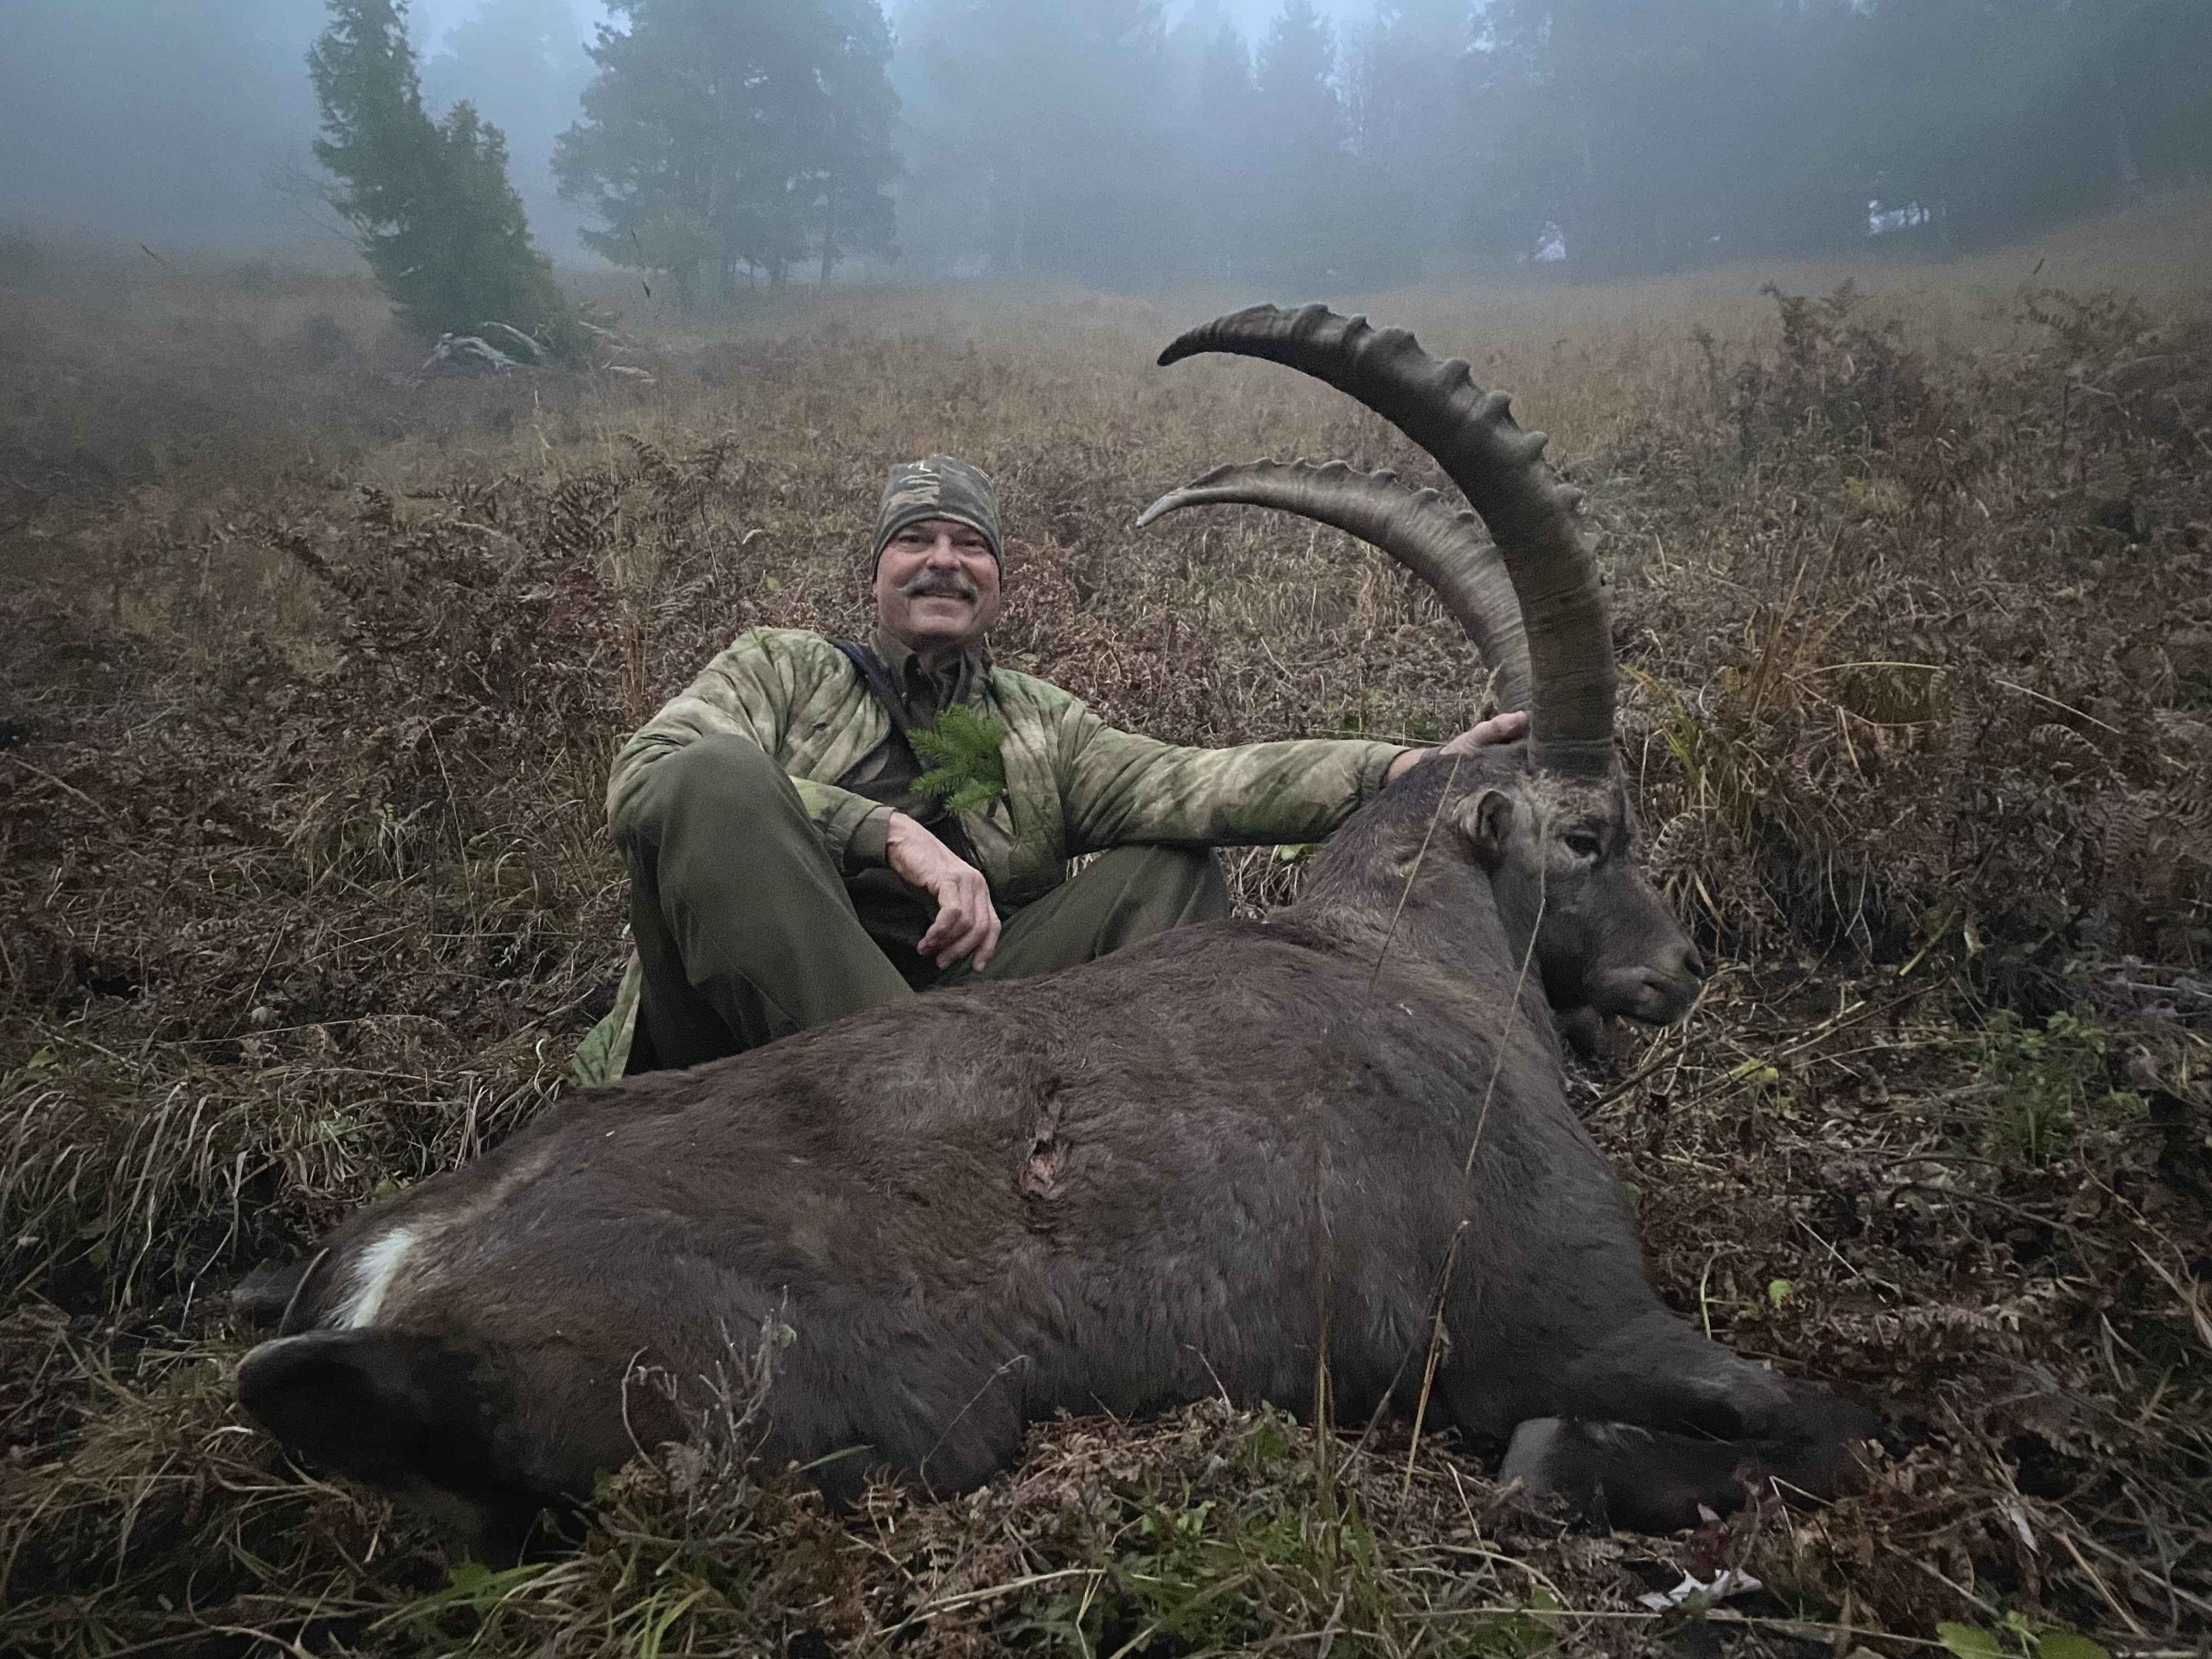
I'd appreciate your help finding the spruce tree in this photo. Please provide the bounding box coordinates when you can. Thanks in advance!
[814,0,901,284]
[911,706,1010,816]
[420,0,597,255]
[309,0,579,355]
[555,0,899,303]
[893,0,1173,284]
[1255,0,1345,170]
[1246,0,1352,290]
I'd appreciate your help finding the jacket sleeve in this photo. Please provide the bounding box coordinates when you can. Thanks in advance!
[605,628,890,868]
[1053,692,1409,856]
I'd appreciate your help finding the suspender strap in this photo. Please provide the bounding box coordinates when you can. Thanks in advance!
[832,638,912,736]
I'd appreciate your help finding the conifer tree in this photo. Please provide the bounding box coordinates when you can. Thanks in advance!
[893,0,1175,284]
[911,706,1009,815]
[309,0,579,354]
[420,0,596,256]
[1244,0,1352,289]
[814,0,901,283]
[1181,11,1259,280]
[554,0,899,303]
[1255,0,1345,171]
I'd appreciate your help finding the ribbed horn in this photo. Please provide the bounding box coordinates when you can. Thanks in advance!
[1136,459,1533,717]
[1159,304,1615,778]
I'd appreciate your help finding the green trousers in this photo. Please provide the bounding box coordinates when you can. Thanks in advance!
[614,734,1231,1073]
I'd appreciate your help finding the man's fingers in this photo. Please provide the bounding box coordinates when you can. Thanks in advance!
[928,902,975,964]
[934,909,994,969]
[1479,709,1531,744]
[920,872,998,968]
[919,900,978,956]
[1440,709,1530,754]
[916,884,970,953]
[956,881,1000,967]
[889,816,1004,968]
[969,912,1003,972]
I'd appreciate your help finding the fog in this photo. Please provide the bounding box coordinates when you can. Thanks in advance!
[0,1,591,255]
[2,0,2206,286]
[0,2,326,247]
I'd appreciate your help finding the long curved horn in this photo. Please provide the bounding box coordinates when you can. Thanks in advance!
[1136,459,1533,717]
[1159,304,1615,778]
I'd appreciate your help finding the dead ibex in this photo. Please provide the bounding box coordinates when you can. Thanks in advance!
[237,305,1872,1547]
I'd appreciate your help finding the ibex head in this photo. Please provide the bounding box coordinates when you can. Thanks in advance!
[1461,764,1704,1026]
[1144,304,1702,1027]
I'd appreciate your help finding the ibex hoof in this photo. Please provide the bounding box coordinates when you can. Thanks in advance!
[1498,1416,1574,1493]
[1498,1417,1745,1534]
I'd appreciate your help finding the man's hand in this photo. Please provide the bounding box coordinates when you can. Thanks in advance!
[1385,709,1530,782]
[884,811,1002,970]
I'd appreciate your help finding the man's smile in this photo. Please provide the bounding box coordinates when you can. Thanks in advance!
[903,572,980,603]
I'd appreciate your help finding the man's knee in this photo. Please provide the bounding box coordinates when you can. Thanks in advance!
[1087,844,1232,922]
[616,735,795,846]
[1167,847,1233,919]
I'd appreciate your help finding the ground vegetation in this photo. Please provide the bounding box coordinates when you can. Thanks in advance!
[1,196,2209,1654]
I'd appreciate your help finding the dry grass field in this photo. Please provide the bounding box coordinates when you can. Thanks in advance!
[2,192,2209,1656]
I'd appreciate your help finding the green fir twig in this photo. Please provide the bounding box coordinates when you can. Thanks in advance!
[911,704,1009,815]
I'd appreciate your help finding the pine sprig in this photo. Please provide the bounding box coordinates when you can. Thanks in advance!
[911,704,1009,815]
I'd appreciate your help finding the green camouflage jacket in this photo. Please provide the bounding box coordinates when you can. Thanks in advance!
[572,626,1407,1082]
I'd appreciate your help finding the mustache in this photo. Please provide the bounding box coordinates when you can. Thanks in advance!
[901,571,981,601]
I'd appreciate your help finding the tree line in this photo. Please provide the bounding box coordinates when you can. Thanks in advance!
[308,0,899,347]
[299,0,2209,346]
[554,0,899,302]
[895,0,2210,288]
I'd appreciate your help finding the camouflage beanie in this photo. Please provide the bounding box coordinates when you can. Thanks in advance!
[871,455,1003,573]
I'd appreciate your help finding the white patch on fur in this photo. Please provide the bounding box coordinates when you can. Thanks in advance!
[330,1227,416,1329]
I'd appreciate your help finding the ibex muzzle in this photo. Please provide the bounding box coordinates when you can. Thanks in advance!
[1468,774,1707,1026]
[237,306,1869,1549]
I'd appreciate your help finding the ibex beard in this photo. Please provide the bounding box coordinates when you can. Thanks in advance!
[236,306,1876,1550]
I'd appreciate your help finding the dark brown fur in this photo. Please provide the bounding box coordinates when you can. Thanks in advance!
[238,748,1871,1542]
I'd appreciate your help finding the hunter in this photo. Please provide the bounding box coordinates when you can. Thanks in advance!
[573,454,1524,1082]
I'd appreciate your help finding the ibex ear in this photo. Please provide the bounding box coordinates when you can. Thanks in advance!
[1466,788,1516,870]
[239,1329,546,1555]
[239,1330,469,1485]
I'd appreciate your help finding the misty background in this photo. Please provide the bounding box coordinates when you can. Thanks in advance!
[2,0,2207,292]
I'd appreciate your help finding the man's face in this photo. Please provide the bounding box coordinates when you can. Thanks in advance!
[873,517,1002,657]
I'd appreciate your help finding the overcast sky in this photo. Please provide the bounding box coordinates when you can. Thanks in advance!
[406,0,1370,54]
[1176,0,1376,38]
[409,0,585,51]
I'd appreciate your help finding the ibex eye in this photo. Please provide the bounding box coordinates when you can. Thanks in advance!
[1565,831,1603,860]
